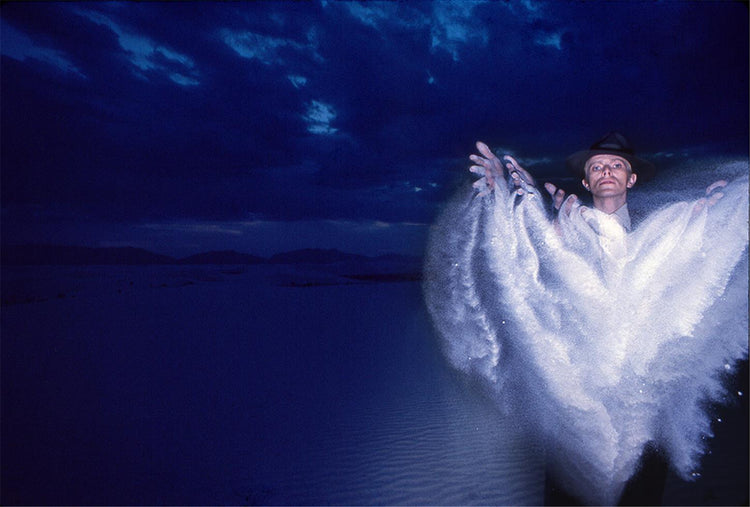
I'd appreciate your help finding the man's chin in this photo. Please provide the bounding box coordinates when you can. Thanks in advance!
[593,189,626,198]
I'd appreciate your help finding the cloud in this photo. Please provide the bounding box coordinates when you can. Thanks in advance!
[222,30,290,63]
[170,73,200,87]
[341,3,398,30]
[75,8,199,85]
[335,1,490,62]
[1,1,747,257]
[221,27,322,66]
[534,31,563,50]
[303,100,337,135]
[341,2,429,31]
[287,74,308,88]
[0,19,85,77]
[430,1,489,61]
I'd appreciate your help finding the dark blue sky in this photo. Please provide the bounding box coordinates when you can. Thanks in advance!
[2,1,747,257]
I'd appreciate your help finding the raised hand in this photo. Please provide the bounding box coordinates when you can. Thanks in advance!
[469,142,537,197]
[693,179,728,215]
[469,141,505,197]
[503,155,537,194]
[544,182,578,216]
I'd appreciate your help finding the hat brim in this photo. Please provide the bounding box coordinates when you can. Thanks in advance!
[566,149,656,182]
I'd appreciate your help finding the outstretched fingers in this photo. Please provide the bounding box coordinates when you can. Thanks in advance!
[475,141,495,160]
[503,155,523,180]
[706,180,727,205]
[562,194,578,216]
[475,142,505,175]
[469,161,496,189]
[694,179,728,215]
[469,165,485,176]
[469,141,503,195]
[544,182,578,217]
[706,180,728,195]
[706,192,724,206]
[544,182,567,210]
[503,155,536,188]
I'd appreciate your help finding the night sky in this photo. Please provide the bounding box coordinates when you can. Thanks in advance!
[1,1,748,258]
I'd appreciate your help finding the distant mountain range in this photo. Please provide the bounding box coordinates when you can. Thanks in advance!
[1,244,421,267]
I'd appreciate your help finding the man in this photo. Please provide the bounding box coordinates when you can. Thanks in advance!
[466,134,732,505]
[471,133,666,505]
[425,133,748,505]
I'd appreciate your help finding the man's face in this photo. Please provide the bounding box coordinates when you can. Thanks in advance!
[583,154,637,198]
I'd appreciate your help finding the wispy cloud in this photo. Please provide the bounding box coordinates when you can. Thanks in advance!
[222,28,322,65]
[76,9,199,85]
[335,1,490,62]
[0,19,85,77]
[430,1,489,61]
[340,2,428,31]
[341,3,392,29]
[287,74,308,88]
[303,100,337,135]
[169,73,200,87]
[535,31,563,50]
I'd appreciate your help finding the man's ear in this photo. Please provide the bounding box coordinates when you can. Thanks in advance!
[582,178,590,191]
[626,173,637,188]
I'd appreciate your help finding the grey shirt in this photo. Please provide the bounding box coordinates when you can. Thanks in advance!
[611,203,632,232]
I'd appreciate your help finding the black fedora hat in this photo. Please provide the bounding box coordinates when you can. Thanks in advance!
[566,132,656,182]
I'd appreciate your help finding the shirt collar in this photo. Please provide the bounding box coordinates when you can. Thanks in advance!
[611,203,632,232]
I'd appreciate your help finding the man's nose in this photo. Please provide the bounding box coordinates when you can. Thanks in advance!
[601,165,612,175]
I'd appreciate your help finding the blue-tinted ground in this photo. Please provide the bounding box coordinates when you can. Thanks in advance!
[1,265,544,505]
[1,265,747,505]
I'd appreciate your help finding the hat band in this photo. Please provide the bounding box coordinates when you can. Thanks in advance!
[593,143,633,154]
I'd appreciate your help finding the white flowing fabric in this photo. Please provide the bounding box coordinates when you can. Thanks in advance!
[423,160,748,505]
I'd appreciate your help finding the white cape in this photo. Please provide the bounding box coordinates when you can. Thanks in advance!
[423,162,749,505]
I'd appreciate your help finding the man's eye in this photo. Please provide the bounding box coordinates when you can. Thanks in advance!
[614,163,623,169]
[592,165,602,171]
